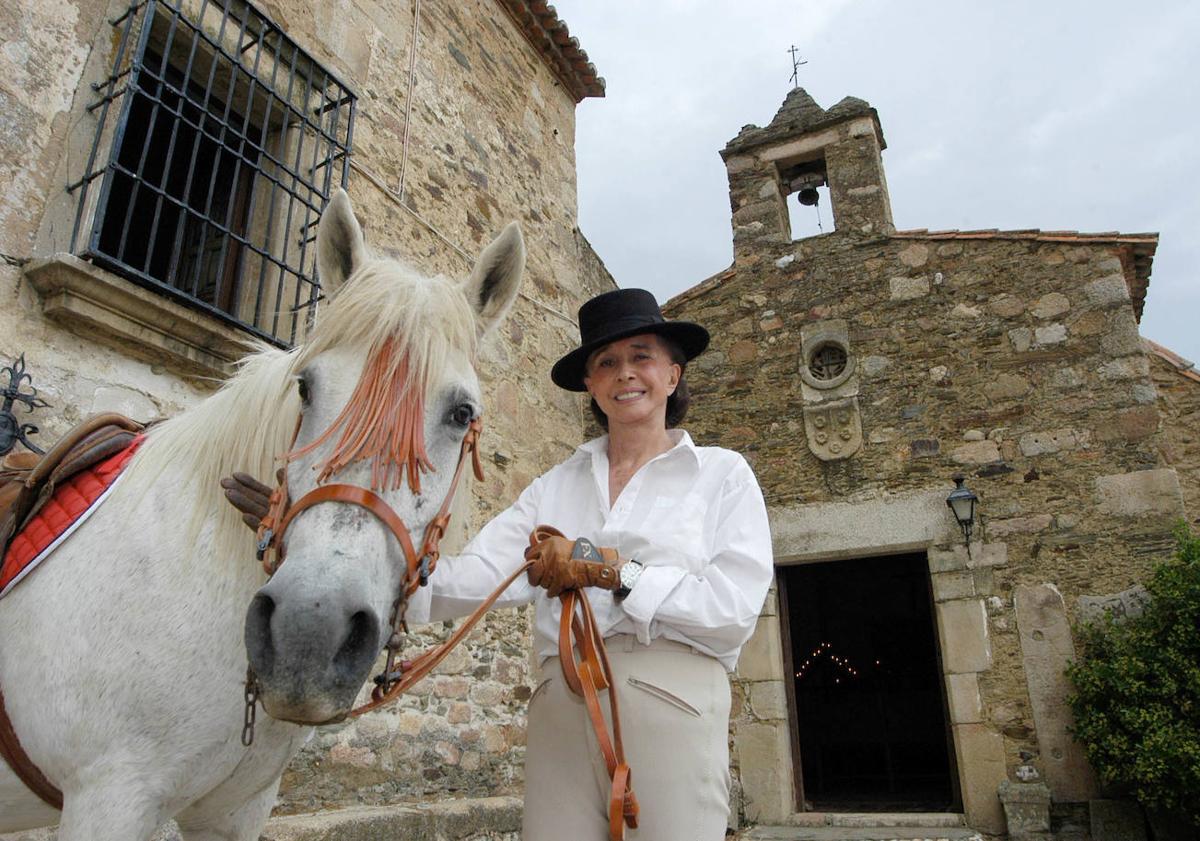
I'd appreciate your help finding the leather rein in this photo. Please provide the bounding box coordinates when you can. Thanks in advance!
[249,419,639,839]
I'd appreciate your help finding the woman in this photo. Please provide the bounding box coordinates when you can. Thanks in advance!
[228,288,774,839]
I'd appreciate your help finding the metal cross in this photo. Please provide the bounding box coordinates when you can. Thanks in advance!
[0,354,49,456]
[788,45,808,87]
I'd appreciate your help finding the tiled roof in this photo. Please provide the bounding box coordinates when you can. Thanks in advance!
[893,228,1158,321]
[1145,338,1200,384]
[722,88,883,158]
[495,1,605,102]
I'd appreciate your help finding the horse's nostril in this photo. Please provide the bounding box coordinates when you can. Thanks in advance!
[244,592,277,678]
[332,610,379,683]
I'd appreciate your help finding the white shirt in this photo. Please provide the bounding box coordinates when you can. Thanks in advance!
[407,430,774,671]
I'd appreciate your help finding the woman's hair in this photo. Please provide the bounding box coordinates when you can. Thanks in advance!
[587,334,691,430]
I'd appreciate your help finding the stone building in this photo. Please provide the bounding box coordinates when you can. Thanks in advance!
[1,0,612,835]
[6,0,1199,835]
[665,88,1198,838]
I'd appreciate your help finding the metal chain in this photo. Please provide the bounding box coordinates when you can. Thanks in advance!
[242,667,260,746]
[373,609,409,701]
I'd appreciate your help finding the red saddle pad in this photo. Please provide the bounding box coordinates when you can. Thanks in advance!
[1,435,144,598]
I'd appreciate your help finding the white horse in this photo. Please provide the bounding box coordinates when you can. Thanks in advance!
[0,189,524,840]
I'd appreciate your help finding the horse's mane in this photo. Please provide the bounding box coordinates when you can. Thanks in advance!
[124,257,478,568]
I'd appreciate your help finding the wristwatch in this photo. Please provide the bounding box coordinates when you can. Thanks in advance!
[614,559,644,599]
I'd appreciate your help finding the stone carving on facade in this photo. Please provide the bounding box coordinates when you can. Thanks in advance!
[802,397,863,461]
[1076,584,1150,625]
[798,319,864,461]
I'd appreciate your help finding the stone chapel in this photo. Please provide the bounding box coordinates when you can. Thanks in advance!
[665,88,1199,837]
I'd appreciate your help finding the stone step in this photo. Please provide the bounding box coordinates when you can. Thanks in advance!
[799,814,967,828]
[260,796,522,841]
[740,824,980,841]
[0,796,522,841]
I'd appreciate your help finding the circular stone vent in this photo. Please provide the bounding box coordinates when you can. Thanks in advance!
[808,343,848,381]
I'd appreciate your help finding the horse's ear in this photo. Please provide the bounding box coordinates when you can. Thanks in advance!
[316,188,368,296]
[463,221,524,338]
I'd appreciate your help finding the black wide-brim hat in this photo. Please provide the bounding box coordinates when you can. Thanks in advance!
[551,288,710,392]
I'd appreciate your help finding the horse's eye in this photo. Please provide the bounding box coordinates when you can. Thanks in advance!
[450,403,474,427]
[297,377,310,404]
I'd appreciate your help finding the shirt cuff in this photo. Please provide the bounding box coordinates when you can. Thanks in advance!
[403,579,433,625]
[617,564,686,644]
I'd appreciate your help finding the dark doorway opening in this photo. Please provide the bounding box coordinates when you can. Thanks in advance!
[778,553,959,812]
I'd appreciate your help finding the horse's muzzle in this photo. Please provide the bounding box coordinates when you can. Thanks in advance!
[243,583,383,724]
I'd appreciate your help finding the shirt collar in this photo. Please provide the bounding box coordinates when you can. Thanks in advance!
[575,429,701,470]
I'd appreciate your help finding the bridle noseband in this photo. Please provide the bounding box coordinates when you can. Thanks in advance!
[250,416,483,714]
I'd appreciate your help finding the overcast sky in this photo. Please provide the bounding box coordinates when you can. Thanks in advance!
[551,0,1199,363]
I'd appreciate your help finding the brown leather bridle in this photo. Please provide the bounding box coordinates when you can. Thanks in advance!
[248,416,639,839]
[251,416,484,715]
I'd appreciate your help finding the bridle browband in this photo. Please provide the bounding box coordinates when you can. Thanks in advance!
[248,415,483,722]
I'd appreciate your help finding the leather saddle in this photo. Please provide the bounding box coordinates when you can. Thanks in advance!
[0,413,144,558]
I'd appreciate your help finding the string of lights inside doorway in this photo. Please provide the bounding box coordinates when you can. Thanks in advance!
[346,0,578,331]
[793,641,887,684]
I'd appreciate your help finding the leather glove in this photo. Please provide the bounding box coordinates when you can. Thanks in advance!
[525,526,621,598]
[219,469,281,531]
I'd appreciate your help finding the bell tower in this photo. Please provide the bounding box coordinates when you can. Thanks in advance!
[721,89,893,264]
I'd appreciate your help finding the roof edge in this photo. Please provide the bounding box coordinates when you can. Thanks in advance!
[494,1,605,102]
[1145,338,1200,384]
[663,266,736,313]
[893,228,1158,244]
[894,228,1157,321]
[666,228,1160,322]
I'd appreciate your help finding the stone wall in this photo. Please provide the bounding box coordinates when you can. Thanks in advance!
[667,184,1182,831]
[1,0,610,815]
[275,609,536,812]
[1147,343,1200,524]
[0,0,211,428]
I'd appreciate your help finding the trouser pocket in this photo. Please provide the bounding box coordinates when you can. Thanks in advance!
[527,676,552,709]
[627,675,702,717]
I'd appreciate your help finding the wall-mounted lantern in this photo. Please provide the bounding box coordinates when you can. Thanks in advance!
[946,475,978,547]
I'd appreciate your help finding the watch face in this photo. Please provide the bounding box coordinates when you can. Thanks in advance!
[620,560,642,590]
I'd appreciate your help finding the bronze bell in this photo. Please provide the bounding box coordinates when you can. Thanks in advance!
[798,186,820,207]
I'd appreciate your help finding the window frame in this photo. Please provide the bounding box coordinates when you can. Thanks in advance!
[67,0,356,347]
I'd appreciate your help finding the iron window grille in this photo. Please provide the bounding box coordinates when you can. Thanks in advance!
[68,0,355,346]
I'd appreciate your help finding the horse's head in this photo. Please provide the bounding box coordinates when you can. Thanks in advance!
[244,189,524,724]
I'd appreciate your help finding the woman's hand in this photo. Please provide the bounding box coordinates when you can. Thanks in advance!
[220,470,280,531]
[525,528,621,597]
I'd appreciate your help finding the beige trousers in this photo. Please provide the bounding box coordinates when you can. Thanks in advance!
[522,635,732,841]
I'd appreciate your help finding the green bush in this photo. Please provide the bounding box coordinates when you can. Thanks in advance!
[1067,525,1200,824]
